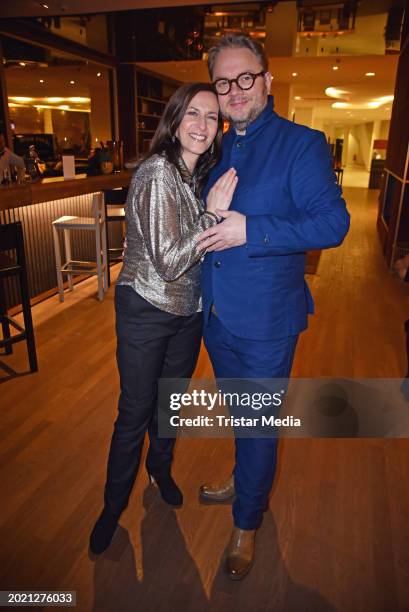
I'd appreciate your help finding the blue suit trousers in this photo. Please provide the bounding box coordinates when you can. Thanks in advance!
[203,312,298,530]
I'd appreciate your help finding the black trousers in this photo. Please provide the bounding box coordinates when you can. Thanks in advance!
[104,284,203,515]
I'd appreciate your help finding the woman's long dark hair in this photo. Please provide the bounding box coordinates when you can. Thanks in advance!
[144,82,223,195]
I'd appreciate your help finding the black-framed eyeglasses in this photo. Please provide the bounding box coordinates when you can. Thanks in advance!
[213,71,266,95]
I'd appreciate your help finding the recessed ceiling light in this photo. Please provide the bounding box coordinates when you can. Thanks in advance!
[69,80,75,84]
[294,96,301,100]
[68,97,90,103]
[39,79,44,83]
[97,72,102,77]
[332,66,339,70]
[9,96,33,102]
[292,72,298,77]
[19,62,26,67]
[42,3,49,8]
[365,72,375,77]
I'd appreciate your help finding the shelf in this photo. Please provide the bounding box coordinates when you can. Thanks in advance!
[139,96,167,105]
[138,112,161,119]
[137,129,156,134]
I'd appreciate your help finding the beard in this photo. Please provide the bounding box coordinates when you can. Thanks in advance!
[225,85,268,132]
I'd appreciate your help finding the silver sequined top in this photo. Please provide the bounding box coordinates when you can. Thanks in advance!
[117,154,217,316]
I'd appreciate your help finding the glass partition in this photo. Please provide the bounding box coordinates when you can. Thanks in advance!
[2,34,112,176]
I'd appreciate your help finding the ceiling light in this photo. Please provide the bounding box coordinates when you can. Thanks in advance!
[365,72,375,77]
[67,97,90,103]
[9,96,33,102]
[34,103,90,113]
[292,72,298,77]
[332,66,339,70]
[39,79,44,83]
[376,95,394,104]
[19,62,26,67]
[69,80,75,85]
[294,96,301,100]
[325,87,349,99]
[97,72,102,77]
[42,3,49,8]
[47,97,63,103]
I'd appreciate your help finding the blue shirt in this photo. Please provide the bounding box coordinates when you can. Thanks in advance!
[201,96,350,340]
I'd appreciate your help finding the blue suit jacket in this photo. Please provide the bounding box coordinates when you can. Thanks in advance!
[201,97,350,340]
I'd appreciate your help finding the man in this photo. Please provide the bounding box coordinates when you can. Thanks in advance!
[0,133,25,178]
[395,254,409,400]
[197,33,350,580]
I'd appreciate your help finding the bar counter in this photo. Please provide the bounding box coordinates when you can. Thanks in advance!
[0,171,133,211]
[0,172,133,308]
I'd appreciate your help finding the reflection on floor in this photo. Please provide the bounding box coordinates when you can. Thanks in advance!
[342,166,371,188]
[1,187,409,611]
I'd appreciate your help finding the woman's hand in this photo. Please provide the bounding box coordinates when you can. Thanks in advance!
[206,168,238,216]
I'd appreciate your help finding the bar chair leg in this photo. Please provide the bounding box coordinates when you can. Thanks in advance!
[0,308,13,355]
[19,270,38,373]
[0,279,13,354]
[101,220,108,293]
[95,223,104,301]
[52,224,64,302]
[104,201,111,288]
[64,228,74,291]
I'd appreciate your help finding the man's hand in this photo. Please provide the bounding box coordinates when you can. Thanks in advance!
[394,254,409,280]
[197,210,246,252]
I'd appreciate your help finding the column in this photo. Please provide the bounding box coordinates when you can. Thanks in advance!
[294,107,315,128]
[271,83,293,120]
[264,1,298,57]
[43,108,53,135]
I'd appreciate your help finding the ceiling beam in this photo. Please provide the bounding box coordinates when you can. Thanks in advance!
[1,0,266,19]
[0,18,117,67]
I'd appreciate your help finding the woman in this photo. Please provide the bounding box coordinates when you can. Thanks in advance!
[90,82,237,555]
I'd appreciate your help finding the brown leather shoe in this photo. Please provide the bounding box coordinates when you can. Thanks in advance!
[199,475,235,503]
[225,527,256,580]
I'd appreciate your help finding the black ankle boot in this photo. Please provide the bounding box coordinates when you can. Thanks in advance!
[89,508,120,555]
[148,472,183,507]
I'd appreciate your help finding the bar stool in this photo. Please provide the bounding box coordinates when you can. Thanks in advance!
[0,221,38,373]
[103,188,128,287]
[52,192,108,302]
[334,167,344,186]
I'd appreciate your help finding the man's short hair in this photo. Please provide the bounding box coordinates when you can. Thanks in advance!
[207,32,268,79]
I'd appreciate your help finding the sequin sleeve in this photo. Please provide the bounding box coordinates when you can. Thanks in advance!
[135,167,217,282]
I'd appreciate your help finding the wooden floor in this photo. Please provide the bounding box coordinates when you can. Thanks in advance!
[1,187,409,611]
